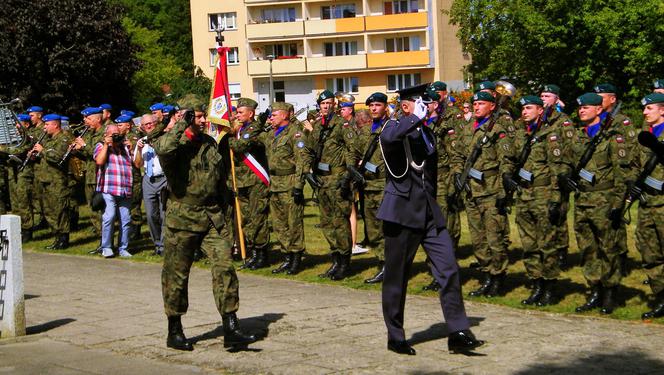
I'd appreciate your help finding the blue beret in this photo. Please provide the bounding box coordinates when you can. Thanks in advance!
[43,113,61,122]
[120,110,135,117]
[519,95,544,106]
[472,91,495,103]
[339,101,355,108]
[114,114,133,123]
[81,107,102,116]
[27,106,43,113]
[99,104,112,110]
[17,114,31,122]
[150,102,165,111]
[161,105,175,113]
[449,96,456,103]
[641,93,664,106]
[365,92,388,105]
[577,93,603,106]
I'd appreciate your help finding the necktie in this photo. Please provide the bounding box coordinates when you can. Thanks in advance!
[146,150,153,177]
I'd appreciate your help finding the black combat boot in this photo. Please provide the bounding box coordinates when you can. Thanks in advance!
[331,254,351,281]
[619,253,629,277]
[166,316,193,351]
[287,251,303,275]
[272,252,293,274]
[469,273,492,297]
[318,252,340,278]
[239,247,257,270]
[537,279,557,306]
[576,284,603,312]
[521,278,543,305]
[485,273,505,297]
[21,230,33,242]
[364,262,385,284]
[642,292,664,319]
[422,278,441,291]
[222,313,258,348]
[557,248,568,270]
[70,210,79,232]
[52,233,69,250]
[250,247,268,270]
[599,286,617,315]
[45,233,61,250]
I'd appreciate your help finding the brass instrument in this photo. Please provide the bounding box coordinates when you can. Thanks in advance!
[58,125,89,166]
[494,80,517,101]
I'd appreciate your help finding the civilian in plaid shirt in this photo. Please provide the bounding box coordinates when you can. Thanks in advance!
[95,123,133,258]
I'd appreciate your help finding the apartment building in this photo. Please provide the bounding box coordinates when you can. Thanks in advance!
[190,0,469,113]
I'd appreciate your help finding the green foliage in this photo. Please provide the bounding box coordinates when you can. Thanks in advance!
[448,0,664,111]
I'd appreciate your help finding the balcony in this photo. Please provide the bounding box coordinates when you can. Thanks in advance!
[365,12,428,31]
[304,17,366,35]
[246,21,304,39]
[367,50,429,68]
[247,57,307,75]
[307,55,367,72]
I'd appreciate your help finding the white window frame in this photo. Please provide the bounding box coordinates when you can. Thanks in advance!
[392,0,419,14]
[385,36,419,53]
[324,41,358,56]
[209,47,240,66]
[326,77,359,94]
[387,73,421,92]
[229,83,241,100]
[209,12,237,31]
[321,4,356,19]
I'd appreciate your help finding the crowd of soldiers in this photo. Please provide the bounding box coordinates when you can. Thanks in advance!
[3,77,663,329]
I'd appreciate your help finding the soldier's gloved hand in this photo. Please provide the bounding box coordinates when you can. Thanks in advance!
[547,202,561,225]
[304,172,322,189]
[292,188,304,205]
[502,173,520,193]
[495,197,509,215]
[626,180,642,201]
[453,173,465,193]
[557,173,577,193]
[413,98,428,120]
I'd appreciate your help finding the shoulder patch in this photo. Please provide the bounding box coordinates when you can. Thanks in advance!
[563,121,572,126]
[508,125,515,133]
[618,149,626,158]
[628,130,635,138]
[553,149,561,157]
[456,114,462,119]
[549,135,558,142]
[623,119,631,126]
[295,132,302,138]
[448,129,455,135]
[565,130,574,138]
[243,133,250,139]
[616,136,624,143]
[296,141,305,148]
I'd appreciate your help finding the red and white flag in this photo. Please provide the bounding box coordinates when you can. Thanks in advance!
[207,46,232,142]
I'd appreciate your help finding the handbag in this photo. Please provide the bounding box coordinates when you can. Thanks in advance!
[91,192,106,212]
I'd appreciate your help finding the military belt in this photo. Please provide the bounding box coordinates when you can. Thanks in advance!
[481,169,499,178]
[316,166,346,176]
[578,181,614,192]
[270,167,296,176]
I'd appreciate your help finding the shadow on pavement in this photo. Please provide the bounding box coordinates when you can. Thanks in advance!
[189,312,285,345]
[513,349,664,374]
[408,316,485,346]
[27,318,76,335]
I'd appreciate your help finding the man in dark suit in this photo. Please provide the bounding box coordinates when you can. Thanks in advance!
[377,84,484,355]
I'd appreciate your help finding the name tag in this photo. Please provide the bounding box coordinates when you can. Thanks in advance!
[518,168,533,182]
[579,169,595,184]
[364,162,378,173]
[317,162,330,172]
[645,176,664,192]
[469,168,483,182]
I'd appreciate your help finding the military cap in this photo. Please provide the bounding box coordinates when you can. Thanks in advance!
[475,81,496,91]
[577,93,603,106]
[114,114,133,123]
[17,113,31,122]
[430,81,447,91]
[641,93,664,106]
[177,95,206,112]
[396,83,430,101]
[99,104,112,110]
[161,105,175,113]
[472,91,496,103]
[81,107,102,116]
[43,113,61,122]
[61,116,69,121]
[27,106,43,113]
[271,102,290,112]
[654,79,664,89]
[422,89,441,104]
[120,109,135,117]
[317,90,335,104]
[366,92,388,105]
[339,100,355,108]
[237,98,258,110]
[519,95,544,106]
[594,83,617,94]
[149,102,165,111]
[542,84,560,96]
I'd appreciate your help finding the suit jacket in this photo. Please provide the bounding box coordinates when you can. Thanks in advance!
[377,114,446,230]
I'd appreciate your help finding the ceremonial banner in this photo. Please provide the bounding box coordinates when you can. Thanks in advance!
[207,46,232,143]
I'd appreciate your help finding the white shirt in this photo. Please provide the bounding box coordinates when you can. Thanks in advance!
[134,143,163,177]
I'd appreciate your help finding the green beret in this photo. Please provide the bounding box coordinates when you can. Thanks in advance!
[365,92,388,105]
[654,79,664,90]
[542,84,560,96]
[594,83,616,94]
[475,81,496,91]
[519,95,543,107]
[430,81,447,91]
[472,91,495,103]
[271,102,290,112]
[317,90,335,104]
[423,89,441,103]
[577,93,603,106]
[177,94,207,112]
[641,93,664,106]
[237,97,258,110]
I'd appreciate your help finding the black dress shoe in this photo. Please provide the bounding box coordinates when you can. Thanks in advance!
[387,340,416,355]
[272,253,293,274]
[469,273,492,297]
[448,330,485,354]
[599,286,617,315]
[576,285,602,313]
[166,316,193,351]
[642,301,664,320]
[222,313,258,348]
[521,278,543,305]
[318,252,339,278]
[364,264,385,284]
[422,278,441,291]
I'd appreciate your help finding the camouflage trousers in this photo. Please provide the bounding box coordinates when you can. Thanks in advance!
[318,183,352,256]
[131,172,143,227]
[466,195,509,275]
[553,200,570,252]
[238,183,270,249]
[8,171,34,230]
[516,198,560,280]
[436,173,460,248]
[575,197,621,287]
[39,180,70,234]
[85,183,102,233]
[636,204,664,295]
[269,190,304,253]
[363,189,384,261]
[162,224,239,317]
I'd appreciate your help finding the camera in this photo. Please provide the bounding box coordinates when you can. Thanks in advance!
[112,134,125,144]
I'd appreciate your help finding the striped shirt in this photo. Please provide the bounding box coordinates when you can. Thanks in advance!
[94,143,133,197]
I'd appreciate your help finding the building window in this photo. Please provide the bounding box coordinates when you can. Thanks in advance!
[384,0,418,15]
[387,73,421,92]
[274,81,286,102]
[324,41,358,56]
[385,36,419,52]
[209,13,237,31]
[326,77,359,94]
[261,8,296,23]
[209,48,240,66]
[229,83,241,100]
[264,43,298,58]
[321,4,356,19]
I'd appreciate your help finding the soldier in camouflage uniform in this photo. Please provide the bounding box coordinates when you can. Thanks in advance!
[100,103,113,127]
[451,91,516,297]
[8,114,39,240]
[561,93,631,315]
[303,90,355,281]
[32,114,72,249]
[511,96,568,306]
[633,93,664,319]
[150,97,257,351]
[226,98,271,270]
[27,106,47,229]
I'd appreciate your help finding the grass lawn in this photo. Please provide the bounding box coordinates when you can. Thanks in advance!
[23,188,663,324]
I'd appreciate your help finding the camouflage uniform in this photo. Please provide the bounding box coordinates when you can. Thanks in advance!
[74,127,104,233]
[8,125,42,231]
[550,111,575,261]
[151,120,239,318]
[34,130,72,235]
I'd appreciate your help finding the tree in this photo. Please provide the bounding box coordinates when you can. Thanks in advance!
[448,0,664,110]
[0,0,140,116]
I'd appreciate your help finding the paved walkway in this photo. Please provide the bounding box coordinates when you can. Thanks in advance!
[2,252,664,374]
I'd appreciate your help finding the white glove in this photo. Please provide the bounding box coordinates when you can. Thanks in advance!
[413,98,428,120]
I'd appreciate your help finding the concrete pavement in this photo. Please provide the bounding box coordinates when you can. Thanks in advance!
[2,251,664,374]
